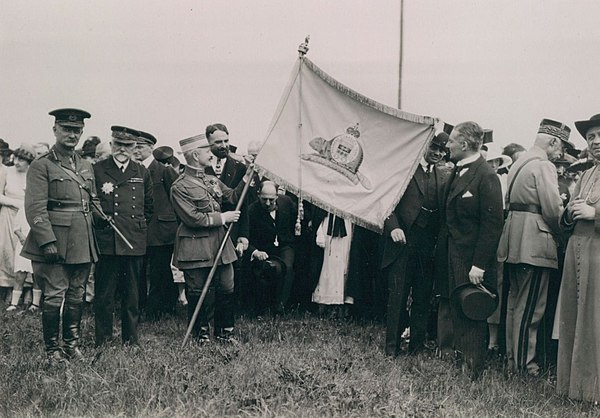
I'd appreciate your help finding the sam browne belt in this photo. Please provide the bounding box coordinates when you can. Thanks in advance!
[47,200,90,213]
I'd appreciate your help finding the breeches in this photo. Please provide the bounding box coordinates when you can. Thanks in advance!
[32,261,90,309]
[184,264,234,296]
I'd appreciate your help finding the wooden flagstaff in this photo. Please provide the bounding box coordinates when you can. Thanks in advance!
[398,0,404,109]
[181,165,255,348]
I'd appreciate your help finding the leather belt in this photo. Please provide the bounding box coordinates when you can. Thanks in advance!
[47,200,90,213]
[509,203,541,214]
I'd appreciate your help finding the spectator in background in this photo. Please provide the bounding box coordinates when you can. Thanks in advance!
[33,142,50,159]
[134,131,179,321]
[312,212,354,317]
[0,142,26,303]
[503,143,526,166]
[0,139,13,166]
[6,145,39,312]
[78,136,101,163]
[95,142,111,162]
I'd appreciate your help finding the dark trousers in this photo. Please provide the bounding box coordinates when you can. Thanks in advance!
[275,245,295,307]
[145,244,177,320]
[95,255,143,346]
[442,245,488,376]
[385,246,434,356]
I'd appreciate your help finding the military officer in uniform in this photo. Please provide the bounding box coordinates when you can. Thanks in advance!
[93,126,153,346]
[171,134,253,343]
[22,108,98,364]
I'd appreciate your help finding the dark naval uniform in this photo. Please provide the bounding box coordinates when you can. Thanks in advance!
[22,146,98,359]
[93,156,153,346]
[171,165,247,342]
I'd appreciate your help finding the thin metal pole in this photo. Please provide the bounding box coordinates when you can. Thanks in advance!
[181,167,254,348]
[398,0,404,109]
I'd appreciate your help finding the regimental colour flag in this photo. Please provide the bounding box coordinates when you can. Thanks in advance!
[255,56,436,233]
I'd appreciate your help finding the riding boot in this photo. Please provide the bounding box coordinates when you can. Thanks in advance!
[42,305,64,364]
[63,303,84,360]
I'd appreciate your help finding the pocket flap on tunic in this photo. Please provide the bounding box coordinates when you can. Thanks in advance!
[48,211,73,226]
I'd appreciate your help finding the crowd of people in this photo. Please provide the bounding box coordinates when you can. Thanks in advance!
[0,108,599,403]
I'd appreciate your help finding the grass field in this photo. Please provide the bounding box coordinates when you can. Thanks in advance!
[0,306,597,417]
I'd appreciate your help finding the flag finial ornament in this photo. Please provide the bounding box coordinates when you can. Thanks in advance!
[298,35,310,57]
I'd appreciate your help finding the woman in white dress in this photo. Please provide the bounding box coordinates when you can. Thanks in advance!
[5,145,39,311]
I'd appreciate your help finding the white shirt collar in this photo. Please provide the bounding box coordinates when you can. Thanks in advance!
[456,153,480,167]
[141,156,153,169]
[112,156,130,172]
[420,157,430,170]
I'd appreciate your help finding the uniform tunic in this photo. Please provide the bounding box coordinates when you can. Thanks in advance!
[171,167,245,271]
[22,147,98,264]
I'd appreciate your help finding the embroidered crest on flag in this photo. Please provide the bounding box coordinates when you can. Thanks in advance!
[302,123,371,189]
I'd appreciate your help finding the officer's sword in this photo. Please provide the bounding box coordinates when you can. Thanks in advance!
[182,164,255,347]
[88,198,134,250]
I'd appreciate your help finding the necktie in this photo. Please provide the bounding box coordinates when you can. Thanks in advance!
[121,165,125,173]
[215,159,223,176]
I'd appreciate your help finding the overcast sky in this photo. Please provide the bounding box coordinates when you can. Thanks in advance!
[1,0,597,153]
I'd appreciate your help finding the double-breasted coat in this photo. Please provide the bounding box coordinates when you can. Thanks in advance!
[93,158,153,256]
[22,146,99,264]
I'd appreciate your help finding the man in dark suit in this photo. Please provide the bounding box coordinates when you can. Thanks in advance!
[133,130,179,320]
[436,121,504,378]
[93,126,153,346]
[23,108,98,364]
[205,123,251,310]
[382,132,451,356]
[247,181,297,313]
